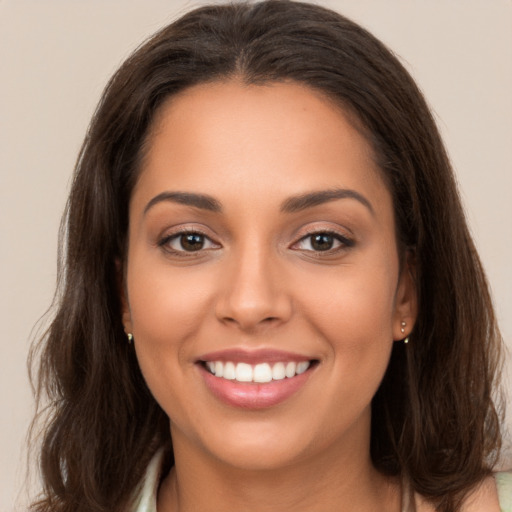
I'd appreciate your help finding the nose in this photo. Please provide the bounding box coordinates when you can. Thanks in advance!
[214,244,293,332]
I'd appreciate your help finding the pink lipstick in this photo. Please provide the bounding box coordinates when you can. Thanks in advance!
[197,349,317,409]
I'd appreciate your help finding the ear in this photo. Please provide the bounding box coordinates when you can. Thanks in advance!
[392,249,418,341]
[116,258,133,335]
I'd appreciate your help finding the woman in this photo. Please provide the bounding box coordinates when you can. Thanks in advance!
[29,1,511,511]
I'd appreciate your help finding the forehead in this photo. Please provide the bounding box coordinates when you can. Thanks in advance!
[133,80,391,218]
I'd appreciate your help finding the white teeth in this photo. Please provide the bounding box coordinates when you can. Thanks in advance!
[215,361,224,378]
[253,363,272,383]
[235,362,253,382]
[285,362,296,378]
[205,360,311,382]
[272,362,286,380]
[296,361,309,375]
[223,361,236,380]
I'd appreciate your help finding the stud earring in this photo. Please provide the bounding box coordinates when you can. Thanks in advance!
[127,333,133,343]
[400,321,410,344]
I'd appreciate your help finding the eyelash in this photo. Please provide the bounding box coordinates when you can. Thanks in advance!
[158,229,219,257]
[292,229,355,254]
[157,229,354,257]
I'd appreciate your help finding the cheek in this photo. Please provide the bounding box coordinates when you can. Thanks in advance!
[298,256,398,387]
[127,262,214,346]
[125,259,217,412]
[302,265,397,343]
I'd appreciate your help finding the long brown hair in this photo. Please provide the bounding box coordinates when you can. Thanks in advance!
[29,1,504,511]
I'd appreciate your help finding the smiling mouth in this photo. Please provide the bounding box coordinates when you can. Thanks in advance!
[202,360,316,383]
[196,349,319,408]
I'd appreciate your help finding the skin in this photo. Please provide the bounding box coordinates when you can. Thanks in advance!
[121,80,500,511]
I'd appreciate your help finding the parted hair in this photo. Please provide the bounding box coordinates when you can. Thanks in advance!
[29,1,504,511]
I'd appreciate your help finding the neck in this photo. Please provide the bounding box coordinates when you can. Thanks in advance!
[157,421,401,512]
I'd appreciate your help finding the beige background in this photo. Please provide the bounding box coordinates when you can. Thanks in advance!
[1,1,511,510]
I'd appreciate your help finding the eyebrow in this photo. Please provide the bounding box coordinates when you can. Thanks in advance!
[143,188,374,216]
[144,191,222,215]
[280,188,374,215]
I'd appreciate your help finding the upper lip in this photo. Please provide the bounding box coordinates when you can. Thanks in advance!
[197,348,315,364]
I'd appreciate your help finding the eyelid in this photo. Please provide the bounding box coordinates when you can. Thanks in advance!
[157,225,221,254]
[168,233,217,251]
[290,227,355,253]
[156,224,354,256]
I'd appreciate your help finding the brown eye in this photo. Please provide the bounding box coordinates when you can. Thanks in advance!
[310,233,335,251]
[293,231,354,253]
[160,231,219,253]
[180,233,205,251]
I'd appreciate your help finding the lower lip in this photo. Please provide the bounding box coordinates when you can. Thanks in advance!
[199,364,313,409]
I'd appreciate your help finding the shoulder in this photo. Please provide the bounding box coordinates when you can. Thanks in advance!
[458,475,501,512]
[452,473,512,512]
[495,472,512,512]
[414,473,512,512]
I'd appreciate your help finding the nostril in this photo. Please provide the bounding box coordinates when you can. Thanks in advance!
[214,277,293,330]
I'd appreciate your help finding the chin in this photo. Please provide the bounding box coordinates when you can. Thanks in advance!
[196,412,358,473]
[211,439,309,472]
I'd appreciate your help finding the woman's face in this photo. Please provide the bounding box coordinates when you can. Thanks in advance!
[123,80,416,470]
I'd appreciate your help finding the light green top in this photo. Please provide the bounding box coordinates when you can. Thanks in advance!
[497,471,512,512]
[129,448,163,512]
[129,449,512,512]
